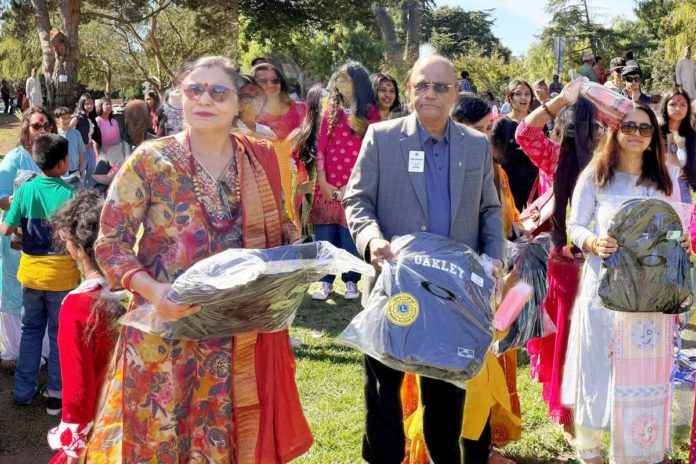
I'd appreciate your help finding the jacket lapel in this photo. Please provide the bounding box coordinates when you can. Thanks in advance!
[449,121,468,227]
[400,114,428,218]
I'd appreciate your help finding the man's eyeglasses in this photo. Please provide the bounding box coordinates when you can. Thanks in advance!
[29,122,52,131]
[182,83,233,103]
[256,78,281,86]
[413,82,456,93]
[240,95,262,104]
[620,121,653,137]
[624,76,641,83]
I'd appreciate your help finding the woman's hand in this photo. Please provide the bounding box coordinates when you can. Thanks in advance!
[66,455,80,464]
[296,180,313,196]
[560,80,581,106]
[677,234,691,254]
[587,235,618,259]
[317,176,339,202]
[149,282,201,322]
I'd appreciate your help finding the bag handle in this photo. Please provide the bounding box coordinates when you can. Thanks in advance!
[527,175,540,207]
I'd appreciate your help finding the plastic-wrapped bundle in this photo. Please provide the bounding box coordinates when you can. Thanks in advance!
[598,198,692,314]
[338,233,495,384]
[577,81,633,129]
[120,241,374,339]
[493,233,553,355]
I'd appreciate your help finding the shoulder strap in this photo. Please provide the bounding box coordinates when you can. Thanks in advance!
[527,175,540,205]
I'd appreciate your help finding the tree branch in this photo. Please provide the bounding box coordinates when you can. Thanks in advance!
[82,0,173,25]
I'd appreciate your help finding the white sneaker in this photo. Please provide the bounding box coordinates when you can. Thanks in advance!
[344,281,360,300]
[312,282,332,300]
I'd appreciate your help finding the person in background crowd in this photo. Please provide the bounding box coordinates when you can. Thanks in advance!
[234,75,277,141]
[593,56,607,85]
[460,70,473,92]
[549,75,563,95]
[85,55,312,462]
[54,107,85,180]
[659,87,696,203]
[288,80,302,101]
[144,89,161,136]
[604,57,626,91]
[623,50,638,67]
[2,133,78,416]
[46,190,124,464]
[251,56,268,67]
[370,72,403,121]
[533,79,553,131]
[253,62,307,224]
[484,91,499,112]
[1,80,10,113]
[157,88,184,136]
[16,83,25,111]
[96,97,122,168]
[620,65,651,104]
[25,68,43,108]
[344,54,503,464]
[580,53,598,82]
[70,93,101,189]
[311,62,379,301]
[676,46,696,100]
[563,102,686,464]
[290,84,324,236]
[491,79,539,211]
[0,107,51,369]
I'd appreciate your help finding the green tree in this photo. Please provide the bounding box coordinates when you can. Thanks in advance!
[452,47,524,99]
[421,7,510,61]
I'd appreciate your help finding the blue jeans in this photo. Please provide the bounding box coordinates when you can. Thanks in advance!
[314,224,361,284]
[82,144,96,189]
[14,288,68,403]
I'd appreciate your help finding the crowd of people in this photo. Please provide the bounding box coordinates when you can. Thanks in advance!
[0,46,696,464]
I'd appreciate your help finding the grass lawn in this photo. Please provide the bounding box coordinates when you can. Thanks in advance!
[0,112,21,155]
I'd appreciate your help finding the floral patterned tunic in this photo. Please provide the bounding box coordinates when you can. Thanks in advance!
[87,132,311,463]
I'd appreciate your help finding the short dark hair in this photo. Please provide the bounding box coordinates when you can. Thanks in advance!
[595,56,602,62]
[251,56,268,67]
[32,133,68,172]
[53,107,70,118]
[460,70,469,79]
[451,93,491,125]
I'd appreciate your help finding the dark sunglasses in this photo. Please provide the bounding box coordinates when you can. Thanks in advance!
[30,122,53,131]
[624,76,641,83]
[620,121,654,137]
[256,78,281,86]
[182,83,233,103]
[413,82,456,93]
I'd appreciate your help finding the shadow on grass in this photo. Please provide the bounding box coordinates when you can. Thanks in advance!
[293,344,361,365]
[293,292,363,338]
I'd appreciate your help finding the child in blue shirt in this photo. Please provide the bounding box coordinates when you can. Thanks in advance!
[54,107,85,179]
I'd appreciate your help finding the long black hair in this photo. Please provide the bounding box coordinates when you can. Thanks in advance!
[661,87,696,188]
[74,93,97,119]
[327,61,374,137]
[370,73,401,112]
[290,84,323,167]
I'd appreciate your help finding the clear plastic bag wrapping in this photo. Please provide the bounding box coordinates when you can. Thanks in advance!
[120,241,375,339]
[338,232,495,384]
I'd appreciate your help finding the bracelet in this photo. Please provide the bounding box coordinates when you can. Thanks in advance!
[542,102,556,119]
[122,268,150,294]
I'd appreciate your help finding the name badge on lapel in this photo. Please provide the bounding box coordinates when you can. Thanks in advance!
[408,150,425,173]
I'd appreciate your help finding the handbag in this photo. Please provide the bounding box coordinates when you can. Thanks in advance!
[519,176,555,235]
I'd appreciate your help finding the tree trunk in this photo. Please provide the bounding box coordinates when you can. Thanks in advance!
[374,4,400,62]
[582,0,596,56]
[402,1,421,61]
[30,0,81,110]
[229,0,239,63]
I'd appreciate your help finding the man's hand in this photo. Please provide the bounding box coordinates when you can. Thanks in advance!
[490,258,504,304]
[369,238,396,271]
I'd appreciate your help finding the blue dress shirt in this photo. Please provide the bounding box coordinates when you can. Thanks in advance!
[417,120,451,237]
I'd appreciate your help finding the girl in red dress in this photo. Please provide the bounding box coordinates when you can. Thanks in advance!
[46,190,125,463]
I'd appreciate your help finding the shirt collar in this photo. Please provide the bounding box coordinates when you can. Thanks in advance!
[417,118,450,146]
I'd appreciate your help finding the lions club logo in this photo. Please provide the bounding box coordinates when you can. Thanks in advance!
[386,293,419,326]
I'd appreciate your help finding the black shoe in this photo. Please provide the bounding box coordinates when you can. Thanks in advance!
[46,397,62,416]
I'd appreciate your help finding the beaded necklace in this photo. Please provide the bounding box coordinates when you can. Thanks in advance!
[185,131,241,233]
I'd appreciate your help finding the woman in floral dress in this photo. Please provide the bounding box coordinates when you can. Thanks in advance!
[86,56,312,463]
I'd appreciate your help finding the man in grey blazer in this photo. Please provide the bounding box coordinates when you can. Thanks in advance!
[343,55,504,463]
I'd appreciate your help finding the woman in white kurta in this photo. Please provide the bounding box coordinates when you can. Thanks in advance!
[562,102,689,464]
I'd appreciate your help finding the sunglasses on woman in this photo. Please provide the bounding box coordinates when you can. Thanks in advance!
[624,76,641,83]
[620,121,654,137]
[412,82,456,93]
[30,122,53,131]
[181,83,233,103]
[256,78,281,86]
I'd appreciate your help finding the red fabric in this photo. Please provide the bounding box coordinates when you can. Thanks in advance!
[49,451,68,464]
[515,120,560,178]
[255,331,313,463]
[58,287,116,424]
[257,102,307,140]
[527,256,581,424]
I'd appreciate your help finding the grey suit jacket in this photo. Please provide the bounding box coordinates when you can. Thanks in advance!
[343,112,503,265]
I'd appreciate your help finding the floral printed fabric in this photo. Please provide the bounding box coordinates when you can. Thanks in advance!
[87,133,311,463]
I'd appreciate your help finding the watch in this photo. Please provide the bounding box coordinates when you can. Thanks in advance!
[331,189,340,200]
